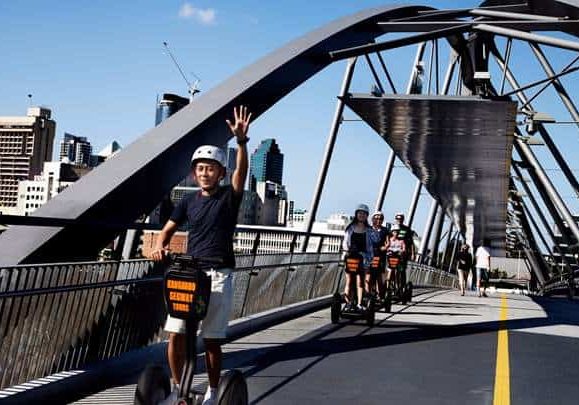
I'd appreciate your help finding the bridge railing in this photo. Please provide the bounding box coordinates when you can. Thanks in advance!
[542,268,579,296]
[0,220,457,391]
[406,262,458,289]
[0,252,343,390]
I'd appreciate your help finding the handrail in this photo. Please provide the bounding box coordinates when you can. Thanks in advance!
[0,257,343,299]
[0,214,341,239]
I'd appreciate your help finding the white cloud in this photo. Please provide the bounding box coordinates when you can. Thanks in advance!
[178,3,216,25]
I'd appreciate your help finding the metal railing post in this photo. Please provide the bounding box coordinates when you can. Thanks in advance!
[307,236,326,299]
[279,234,298,306]
[240,232,261,317]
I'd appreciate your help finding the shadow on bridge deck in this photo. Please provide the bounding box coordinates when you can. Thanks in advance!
[7,289,579,404]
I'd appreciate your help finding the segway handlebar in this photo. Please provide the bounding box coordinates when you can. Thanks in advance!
[163,253,224,268]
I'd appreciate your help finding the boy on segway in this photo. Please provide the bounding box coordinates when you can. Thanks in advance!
[151,106,251,405]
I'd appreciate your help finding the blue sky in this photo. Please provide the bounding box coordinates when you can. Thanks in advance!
[1,1,577,244]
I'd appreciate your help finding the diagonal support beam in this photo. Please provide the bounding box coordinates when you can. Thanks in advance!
[474,24,579,52]
[330,24,471,61]
[500,66,579,97]
[469,8,562,21]
[529,43,579,130]
[378,20,579,32]
[302,58,357,252]
[375,43,427,212]
[512,164,570,263]
[491,45,579,198]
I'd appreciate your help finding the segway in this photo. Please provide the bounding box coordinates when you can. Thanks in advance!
[330,255,375,327]
[386,254,413,305]
[370,255,392,313]
[386,253,407,304]
[134,255,248,405]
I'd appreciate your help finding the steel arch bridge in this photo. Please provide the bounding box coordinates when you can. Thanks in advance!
[1,0,579,291]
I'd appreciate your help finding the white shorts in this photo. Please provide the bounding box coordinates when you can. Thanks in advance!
[164,268,233,340]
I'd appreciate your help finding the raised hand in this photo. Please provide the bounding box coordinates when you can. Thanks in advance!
[226,105,252,142]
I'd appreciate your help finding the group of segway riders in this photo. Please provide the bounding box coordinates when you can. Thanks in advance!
[341,206,416,314]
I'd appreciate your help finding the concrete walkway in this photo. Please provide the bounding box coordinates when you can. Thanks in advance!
[73,289,579,404]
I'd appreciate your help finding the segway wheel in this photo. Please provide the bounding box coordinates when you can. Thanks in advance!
[366,298,375,327]
[134,365,171,405]
[383,295,392,313]
[331,293,341,324]
[406,282,414,303]
[217,369,248,405]
[400,290,408,305]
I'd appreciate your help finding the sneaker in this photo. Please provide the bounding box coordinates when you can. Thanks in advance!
[202,386,217,405]
[356,304,365,312]
[482,292,488,298]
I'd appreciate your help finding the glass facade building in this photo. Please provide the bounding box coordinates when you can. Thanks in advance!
[59,133,92,167]
[155,93,189,126]
[249,139,284,192]
[150,93,189,225]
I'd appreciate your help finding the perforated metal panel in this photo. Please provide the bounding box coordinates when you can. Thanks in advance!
[343,94,517,251]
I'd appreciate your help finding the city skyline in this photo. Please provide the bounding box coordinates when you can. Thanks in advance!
[1,0,577,234]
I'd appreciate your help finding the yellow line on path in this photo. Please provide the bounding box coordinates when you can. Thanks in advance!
[493,294,510,405]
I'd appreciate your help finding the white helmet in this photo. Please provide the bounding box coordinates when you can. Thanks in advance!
[355,204,370,214]
[372,211,384,218]
[191,145,227,168]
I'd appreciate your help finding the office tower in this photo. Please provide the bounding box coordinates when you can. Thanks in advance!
[59,133,92,166]
[0,107,55,214]
[155,93,189,126]
[249,139,283,192]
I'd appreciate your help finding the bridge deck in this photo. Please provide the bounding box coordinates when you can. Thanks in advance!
[67,289,579,404]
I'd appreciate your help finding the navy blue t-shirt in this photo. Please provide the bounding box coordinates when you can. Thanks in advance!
[170,185,243,269]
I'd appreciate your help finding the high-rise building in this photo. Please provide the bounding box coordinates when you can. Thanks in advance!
[59,133,92,166]
[155,93,189,126]
[221,147,237,186]
[149,93,190,225]
[255,181,288,226]
[15,161,91,216]
[249,139,283,192]
[0,107,56,214]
